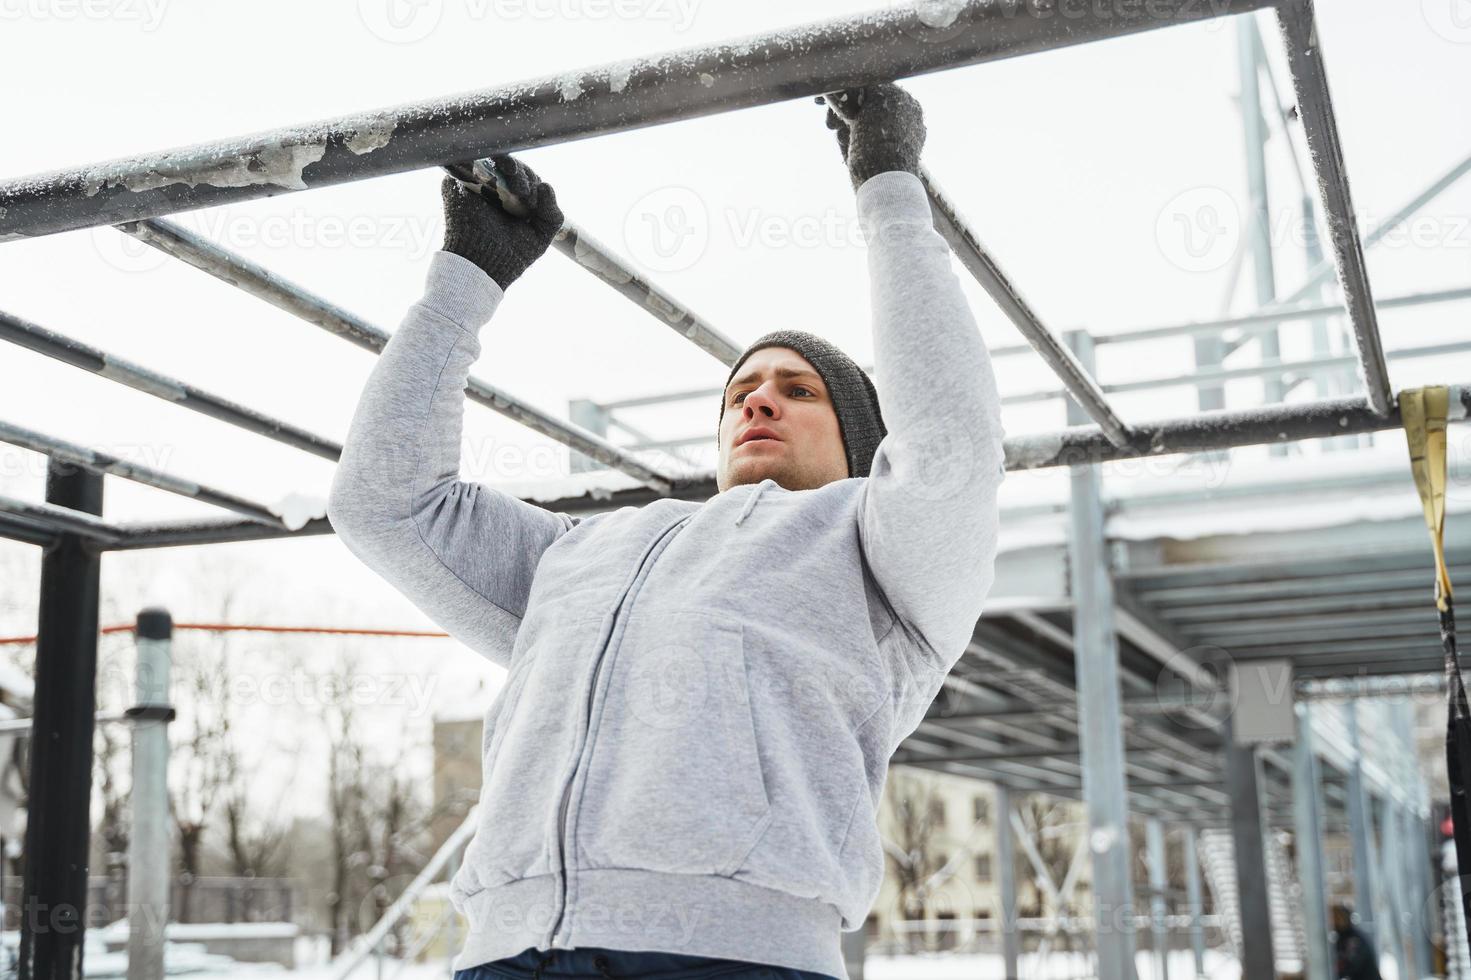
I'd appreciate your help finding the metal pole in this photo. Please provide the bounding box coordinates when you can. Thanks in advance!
[1146,818,1170,980]
[1236,17,1287,454]
[17,459,103,980]
[1345,702,1378,945]
[1064,330,1137,980]
[118,219,674,494]
[1272,0,1391,415]
[0,0,1274,240]
[1291,702,1331,980]
[1379,795,1409,980]
[919,169,1132,448]
[0,420,289,527]
[1223,709,1276,980]
[995,784,1020,979]
[1182,825,1206,979]
[0,309,342,461]
[126,609,175,980]
[1399,802,1431,980]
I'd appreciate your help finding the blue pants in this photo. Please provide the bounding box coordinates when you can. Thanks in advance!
[454,945,838,979]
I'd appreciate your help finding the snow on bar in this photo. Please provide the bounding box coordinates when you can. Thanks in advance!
[0,0,1276,239]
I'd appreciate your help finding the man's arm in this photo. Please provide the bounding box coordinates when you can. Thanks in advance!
[854,169,1006,747]
[327,157,571,669]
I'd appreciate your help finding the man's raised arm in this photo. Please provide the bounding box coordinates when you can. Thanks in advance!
[825,85,1007,746]
[327,156,572,669]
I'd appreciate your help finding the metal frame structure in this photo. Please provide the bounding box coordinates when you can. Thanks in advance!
[0,1,1465,978]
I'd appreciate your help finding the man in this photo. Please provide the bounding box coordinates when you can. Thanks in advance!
[328,82,1005,980]
[1332,904,1382,980]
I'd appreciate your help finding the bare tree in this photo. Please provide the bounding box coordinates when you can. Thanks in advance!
[219,739,296,920]
[322,649,441,957]
[881,768,948,952]
[167,590,243,921]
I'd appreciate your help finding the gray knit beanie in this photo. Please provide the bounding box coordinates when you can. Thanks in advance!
[718,329,887,479]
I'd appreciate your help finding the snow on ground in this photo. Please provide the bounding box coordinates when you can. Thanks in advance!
[139,947,1250,980]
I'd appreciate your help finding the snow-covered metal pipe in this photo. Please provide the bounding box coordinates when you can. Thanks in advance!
[118,218,676,494]
[1273,0,1392,416]
[0,0,1275,240]
[0,308,343,461]
[445,159,743,365]
[0,419,289,528]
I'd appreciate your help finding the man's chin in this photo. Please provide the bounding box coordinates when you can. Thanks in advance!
[721,460,788,491]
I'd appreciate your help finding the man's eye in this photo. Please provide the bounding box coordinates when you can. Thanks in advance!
[733,385,814,404]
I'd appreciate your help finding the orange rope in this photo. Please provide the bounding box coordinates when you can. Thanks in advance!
[0,623,451,646]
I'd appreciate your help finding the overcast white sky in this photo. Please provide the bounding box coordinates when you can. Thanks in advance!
[1,0,1469,815]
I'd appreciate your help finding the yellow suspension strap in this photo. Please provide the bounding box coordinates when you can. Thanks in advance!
[1401,386,1466,928]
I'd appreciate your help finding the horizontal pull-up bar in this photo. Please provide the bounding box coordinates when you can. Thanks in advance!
[920,168,1133,447]
[446,159,743,365]
[1272,0,1390,414]
[0,0,1274,240]
[13,383,1456,550]
[0,309,343,461]
[119,219,677,494]
[0,420,287,528]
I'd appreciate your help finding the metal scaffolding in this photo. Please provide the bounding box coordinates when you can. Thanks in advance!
[0,0,1464,977]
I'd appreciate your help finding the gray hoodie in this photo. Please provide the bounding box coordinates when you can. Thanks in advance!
[326,170,1005,979]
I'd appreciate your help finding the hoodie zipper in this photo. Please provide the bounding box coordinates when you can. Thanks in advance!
[547,512,693,947]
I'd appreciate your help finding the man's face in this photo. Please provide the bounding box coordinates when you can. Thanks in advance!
[716,347,848,493]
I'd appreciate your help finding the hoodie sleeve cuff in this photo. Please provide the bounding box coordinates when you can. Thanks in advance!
[420,250,505,331]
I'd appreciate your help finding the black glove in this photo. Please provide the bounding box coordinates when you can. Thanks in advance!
[821,83,926,192]
[440,153,563,291]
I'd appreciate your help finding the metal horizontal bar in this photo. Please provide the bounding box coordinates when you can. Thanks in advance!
[0,309,342,461]
[0,419,287,528]
[445,159,742,365]
[1269,149,1471,316]
[1003,338,1471,404]
[919,169,1132,447]
[1092,284,1471,348]
[1163,587,1431,622]
[0,513,59,548]
[120,219,675,494]
[1221,637,1445,660]
[0,494,121,546]
[1003,385,1469,470]
[1273,0,1391,415]
[103,515,335,551]
[0,0,1273,239]
[1178,607,1446,636]
[1206,621,1437,648]
[354,384,1471,519]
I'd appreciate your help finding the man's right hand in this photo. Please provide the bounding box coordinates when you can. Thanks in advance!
[822,82,926,193]
[440,153,564,291]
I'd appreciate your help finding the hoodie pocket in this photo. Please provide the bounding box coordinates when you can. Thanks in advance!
[574,609,772,877]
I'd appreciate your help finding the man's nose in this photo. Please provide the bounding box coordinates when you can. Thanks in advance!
[743,382,781,417]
